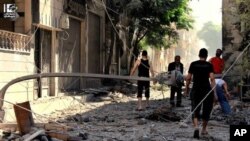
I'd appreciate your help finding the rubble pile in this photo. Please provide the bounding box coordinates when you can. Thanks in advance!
[211,100,250,125]
[226,102,250,125]
[146,106,182,122]
[0,84,249,141]
[0,124,89,141]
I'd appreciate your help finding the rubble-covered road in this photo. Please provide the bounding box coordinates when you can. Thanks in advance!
[1,83,249,141]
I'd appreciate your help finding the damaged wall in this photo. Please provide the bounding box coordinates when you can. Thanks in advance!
[222,0,246,90]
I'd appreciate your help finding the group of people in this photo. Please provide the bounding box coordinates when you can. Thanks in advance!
[130,48,231,139]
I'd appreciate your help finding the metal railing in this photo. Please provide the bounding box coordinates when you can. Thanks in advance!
[0,30,31,53]
[0,72,154,109]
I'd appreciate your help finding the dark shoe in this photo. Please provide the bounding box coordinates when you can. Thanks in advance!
[193,129,199,139]
[176,104,184,107]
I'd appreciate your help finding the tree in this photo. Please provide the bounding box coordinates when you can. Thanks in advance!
[197,21,222,54]
[104,0,193,74]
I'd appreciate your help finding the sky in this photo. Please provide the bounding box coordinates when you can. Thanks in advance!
[188,0,222,58]
[177,0,223,71]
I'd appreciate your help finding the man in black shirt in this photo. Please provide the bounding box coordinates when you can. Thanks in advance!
[130,50,155,110]
[185,48,216,139]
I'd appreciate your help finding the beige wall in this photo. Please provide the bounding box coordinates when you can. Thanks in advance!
[0,0,34,108]
[39,0,63,28]
[0,50,35,108]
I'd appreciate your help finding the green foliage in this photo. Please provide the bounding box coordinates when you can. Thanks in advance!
[141,0,192,48]
[162,0,194,30]
[138,39,149,50]
[144,27,179,49]
[109,0,193,49]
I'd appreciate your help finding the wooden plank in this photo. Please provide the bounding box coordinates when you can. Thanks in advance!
[13,101,34,135]
[0,123,17,129]
[0,123,41,131]
[44,123,69,131]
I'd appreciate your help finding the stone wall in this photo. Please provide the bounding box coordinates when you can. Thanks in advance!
[222,0,248,89]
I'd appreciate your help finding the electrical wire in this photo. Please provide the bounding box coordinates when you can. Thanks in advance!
[100,0,160,76]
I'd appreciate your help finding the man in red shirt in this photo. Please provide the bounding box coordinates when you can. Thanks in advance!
[209,49,224,74]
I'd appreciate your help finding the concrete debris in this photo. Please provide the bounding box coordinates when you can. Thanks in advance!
[22,129,45,141]
[137,118,147,125]
[146,106,182,122]
[1,84,250,141]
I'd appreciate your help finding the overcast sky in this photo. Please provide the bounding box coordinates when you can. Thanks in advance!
[189,0,222,30]
[188,0,222,59]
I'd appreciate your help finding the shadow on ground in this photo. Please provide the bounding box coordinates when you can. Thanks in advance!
[43,81,237,141]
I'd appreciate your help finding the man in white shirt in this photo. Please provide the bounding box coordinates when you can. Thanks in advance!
[215,78,231,114]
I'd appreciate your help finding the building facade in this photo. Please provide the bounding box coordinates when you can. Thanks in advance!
[0,0,107,107]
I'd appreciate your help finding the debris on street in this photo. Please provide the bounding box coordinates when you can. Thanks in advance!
[0,83,249,141]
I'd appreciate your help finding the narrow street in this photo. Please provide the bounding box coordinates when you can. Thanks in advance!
[1,82,246,141]
[39,84,233,141]
[0,0,250,140]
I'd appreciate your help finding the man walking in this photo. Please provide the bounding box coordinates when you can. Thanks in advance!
[168,55,184,107]
[185,48,216,139]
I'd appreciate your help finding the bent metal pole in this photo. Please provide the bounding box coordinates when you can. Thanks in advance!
[0,73,155,110]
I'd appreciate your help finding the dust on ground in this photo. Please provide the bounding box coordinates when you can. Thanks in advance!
[46,83,239,141]
[1,81,249,141]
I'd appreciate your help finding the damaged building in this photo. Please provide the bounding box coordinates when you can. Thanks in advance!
[0,0,250,140]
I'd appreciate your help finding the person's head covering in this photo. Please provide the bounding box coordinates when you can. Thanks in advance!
[199,48,208,58]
